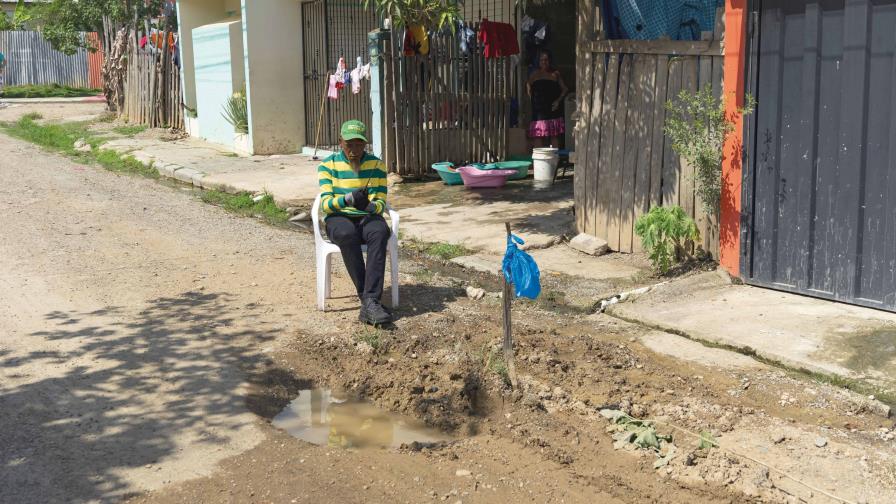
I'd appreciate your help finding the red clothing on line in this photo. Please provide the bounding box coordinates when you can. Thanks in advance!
[477,19,519,58]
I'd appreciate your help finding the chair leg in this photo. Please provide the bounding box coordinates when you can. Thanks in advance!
[324,253,333,299]
[390,241,399,308]
[316,253,327,311]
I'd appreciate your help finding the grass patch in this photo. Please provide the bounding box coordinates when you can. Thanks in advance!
[21,112,43,121]
[2,84,102,98]
[94,149,158,178]
[1,115,93,152]
[354,327,384,353]
[0,115,157,179]
[200,190,289,226]
[405,238,472,261]
[481,346,511,386]
[112,124,148,137]
[412,268,436,284]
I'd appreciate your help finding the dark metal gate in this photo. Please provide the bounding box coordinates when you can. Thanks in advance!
[302,0,379,149]
[743,0,896,311]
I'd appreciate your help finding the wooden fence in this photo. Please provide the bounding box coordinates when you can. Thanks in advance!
[384,25,518,177]
[0,31,103,88]
[574,6,724,256]
[120,30,183,129]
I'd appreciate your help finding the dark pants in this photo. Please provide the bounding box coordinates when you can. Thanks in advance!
[325,214,390,302]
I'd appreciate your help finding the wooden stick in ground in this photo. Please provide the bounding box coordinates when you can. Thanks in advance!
[312,73,329,160]
[503,222,519,389]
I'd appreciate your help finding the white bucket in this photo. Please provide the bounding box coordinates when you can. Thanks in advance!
[532,148,559,187]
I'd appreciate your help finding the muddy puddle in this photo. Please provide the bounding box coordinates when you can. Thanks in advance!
[272,388,448,449]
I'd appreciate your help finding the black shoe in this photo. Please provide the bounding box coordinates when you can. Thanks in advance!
[360,299,393,326]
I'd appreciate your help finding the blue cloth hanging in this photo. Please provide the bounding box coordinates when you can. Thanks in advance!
[502,234,541,300]
[607,0,722,41]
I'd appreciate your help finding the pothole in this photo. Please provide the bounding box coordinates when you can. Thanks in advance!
[272,388,449,449]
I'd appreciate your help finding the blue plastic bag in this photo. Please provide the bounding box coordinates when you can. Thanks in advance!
[502,234,541,300]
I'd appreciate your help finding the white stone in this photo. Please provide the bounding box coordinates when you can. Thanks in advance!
[465,286,486,300]
[568,233,609,256]
[73,138,92,152]
[455,469,471,477]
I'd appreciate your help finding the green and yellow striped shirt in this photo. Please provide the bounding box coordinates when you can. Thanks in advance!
[318,152,388,217]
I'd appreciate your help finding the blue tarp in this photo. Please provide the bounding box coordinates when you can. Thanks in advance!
[603,0,723,41]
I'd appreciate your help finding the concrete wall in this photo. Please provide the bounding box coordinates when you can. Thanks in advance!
[241,0,303,155]
[193,20,245,147]
[176,0,241,116]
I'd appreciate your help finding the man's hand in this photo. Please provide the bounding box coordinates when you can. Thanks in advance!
[344,188,369,209]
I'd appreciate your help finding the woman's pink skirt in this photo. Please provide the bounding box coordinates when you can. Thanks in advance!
[528,117,565,138]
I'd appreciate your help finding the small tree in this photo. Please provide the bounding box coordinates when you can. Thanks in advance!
[0,0,34,31]
[29,0,169,55]
[664,87,754,215]
[364,0,461,31]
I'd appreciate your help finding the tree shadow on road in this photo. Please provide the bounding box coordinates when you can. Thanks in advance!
[0,290,288,504]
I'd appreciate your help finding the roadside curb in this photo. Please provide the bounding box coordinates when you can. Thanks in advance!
[128,149,219,192]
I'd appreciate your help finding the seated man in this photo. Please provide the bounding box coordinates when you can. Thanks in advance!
[318,120,392,326]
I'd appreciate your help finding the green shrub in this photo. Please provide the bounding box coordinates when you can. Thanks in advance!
[634,206,700,274]
[222,89,248,134]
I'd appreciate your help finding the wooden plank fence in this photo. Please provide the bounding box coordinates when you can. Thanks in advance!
[0,31,103,88]
[575,6,725,256]
[120,30,183,130]
[385,23,517,177]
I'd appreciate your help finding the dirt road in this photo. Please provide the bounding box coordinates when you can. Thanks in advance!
[1,114,894,504]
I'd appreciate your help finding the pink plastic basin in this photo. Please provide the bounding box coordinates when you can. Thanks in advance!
[456,165,518,188]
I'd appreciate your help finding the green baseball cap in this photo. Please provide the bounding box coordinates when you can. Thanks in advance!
[340,120,368,142]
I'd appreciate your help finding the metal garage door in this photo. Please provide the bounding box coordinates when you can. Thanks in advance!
[743,0,896,311]
[302,0,379,150]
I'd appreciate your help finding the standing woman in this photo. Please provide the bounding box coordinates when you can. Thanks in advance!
[526,51,568,148]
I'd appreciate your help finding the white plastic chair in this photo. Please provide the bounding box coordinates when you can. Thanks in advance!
[312,193,399,311]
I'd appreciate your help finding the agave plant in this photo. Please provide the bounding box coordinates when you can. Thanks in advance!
[222,89,248,134]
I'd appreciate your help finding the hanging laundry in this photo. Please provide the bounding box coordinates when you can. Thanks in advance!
[617,0,683,40]
[328,74,340,100]
[350,67,361,94]
[521,15,535,34]
[403,25,430,56]
[457,21,476,55]
[679,0,723,40]
[334,57,347,89]
[478,19,519,59]
[359,63,371,81]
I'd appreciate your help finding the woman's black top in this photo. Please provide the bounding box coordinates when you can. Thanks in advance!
[530,78,563,121]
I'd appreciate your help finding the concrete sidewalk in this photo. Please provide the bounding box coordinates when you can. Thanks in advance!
[101,134,321,207]
[609,270,896,393]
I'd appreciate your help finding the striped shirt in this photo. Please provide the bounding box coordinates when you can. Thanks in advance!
[318,152,388,217]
